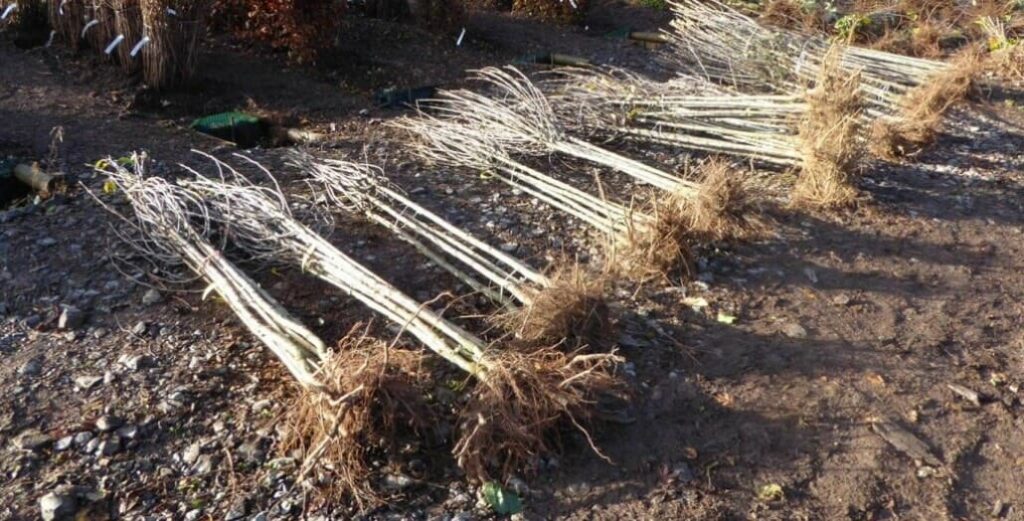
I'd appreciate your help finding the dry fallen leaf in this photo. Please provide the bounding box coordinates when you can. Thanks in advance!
[714,392,735,407]
[757,483,785,502]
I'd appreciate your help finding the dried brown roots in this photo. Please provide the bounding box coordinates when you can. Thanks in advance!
[497,264,612,349]
[794,45,864,209]
[685,158,764,241]
[280,327,429,509]
[615,160,763,280]
[869,52,980,161]
[454,347,624,480]
[614,194,696,282]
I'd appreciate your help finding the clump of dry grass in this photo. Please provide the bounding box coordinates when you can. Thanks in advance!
[869,51,980,160]
[454,346,623,480]
[976,15,1024,83]
[987,45,1024,83]
[281,327,430,509]
[497,263,611,349]
[793,46,864,208]
[909,20,949,58]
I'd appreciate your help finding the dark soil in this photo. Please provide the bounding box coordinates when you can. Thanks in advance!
[3,3,1024,520]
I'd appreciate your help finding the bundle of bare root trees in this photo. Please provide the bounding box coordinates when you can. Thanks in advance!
[289,150,611,347]
[140,0,207,88]
[400,66,768,277]
[547,49,865,208]
[542,66,805,167]
[662,0,977,160]
[91,154,328,388]
[41,0,206,88]
[92,150,627,503]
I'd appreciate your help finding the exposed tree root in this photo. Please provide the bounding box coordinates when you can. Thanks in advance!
[869,51,980,161]
[280,326,431,509]
[793,46,864,209]
[496,263,612,350]
[685,158,765,241]
[454,347,624,480]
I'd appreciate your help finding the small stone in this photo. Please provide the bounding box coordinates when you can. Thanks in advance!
[37,237,58,247]
[131,321,148,336]
[92,328,108,339]
[451,512,475,521]
[194,454,216,475]
[74,375,102,390]
[916,466,937,479]
[55,436,74,452]
[72,432,93,446]
[119,354,152,371]
[18,358,42,377]
[184,510,203,521]
[97,438,121,456]
[182,442,201,465]
[671,462,695,484]
[16,430,53,451]
[58,306,85,330]
[224,498,247,521]
[832,294,851,306]
[115,424,138,440]
[39,490,77,521]
[383,473,415,490]
[23,314,43,329]
[250,513,268,521]
[141,289,163,306]
[95,415,123,432]
[251,399,272,414]
[782,323,808,339]
[83,438,100,454]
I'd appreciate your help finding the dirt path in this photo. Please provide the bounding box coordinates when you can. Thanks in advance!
[3,5,1024,520]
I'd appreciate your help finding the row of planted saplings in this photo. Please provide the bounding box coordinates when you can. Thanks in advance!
[40,0,206,88]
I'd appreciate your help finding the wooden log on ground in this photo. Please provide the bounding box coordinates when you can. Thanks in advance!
[14,163,57,194]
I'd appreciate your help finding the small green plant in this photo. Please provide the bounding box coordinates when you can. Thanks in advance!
[834,13,871,42]
[481,482,524,515]
[757,483,785,502]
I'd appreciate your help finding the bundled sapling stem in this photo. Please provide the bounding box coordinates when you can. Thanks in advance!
[291,150,612,346]
[662,0,949,116]
[178,152,624,480]
[542,66,804,166]
[92,154,328,388]
[420,66,698,194]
